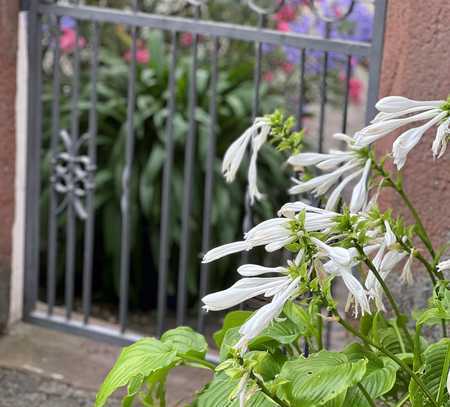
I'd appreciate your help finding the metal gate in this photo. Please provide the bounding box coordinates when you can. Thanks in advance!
[22,0,387,346]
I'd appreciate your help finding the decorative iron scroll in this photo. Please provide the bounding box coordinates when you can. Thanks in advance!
[309,0,357,23]
[50,129,95,220]
[248,0,286,15]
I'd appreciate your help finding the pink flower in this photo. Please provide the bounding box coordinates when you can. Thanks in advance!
[276,21,291,32]
[180,32,193,47]
[124,47,150,64]
[274,5,296,22]
[281,62,294,74]
[60,28,86,53]
[349,78,363,104]
[263,71,274,82]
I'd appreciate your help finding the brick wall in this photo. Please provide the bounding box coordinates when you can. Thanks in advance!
[0,0,19,331]
[376,0,450,312]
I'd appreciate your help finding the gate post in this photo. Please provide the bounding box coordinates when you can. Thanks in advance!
[0,0,21,333]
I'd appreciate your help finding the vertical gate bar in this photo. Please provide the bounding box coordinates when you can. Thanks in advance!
[82,21,100,325]
[24,1,43,316]
[240,12,267,276]
[318,22,331,154]
[197,37,219,333]
[119,0,139,333]
[297,48,306,130]
[47,16,61,316]
[176,5,201,326]
[366,0,388,124]
[65,11,82,320]
[251,13,267,122]
[157,31,178,336]
[341,55,352,134]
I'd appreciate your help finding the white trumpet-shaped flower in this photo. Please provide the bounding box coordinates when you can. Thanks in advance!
[312,237,371,316]
[447,368,450,398]
[203,254,303,354]
[202,265,291,311]
[355,96,450,169]
[288,133,372,213]
[202,205,339,263]
[437,259,450,274]
[365,244,407,311]
[400,251,414,285]
[234,276,301,353]
[222,117,271,204]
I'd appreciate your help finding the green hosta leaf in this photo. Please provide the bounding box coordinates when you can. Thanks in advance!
[250,318,301,347]
[220,327,242,361]
[278,351,367,406]
[161,326,208,359]
[95,338,178,407]
[283,301,318,338]
[214,311,252,348]
[409,338,450,407]
[193,374,277,407]
[415,283,450,327]
[344,357,398,406]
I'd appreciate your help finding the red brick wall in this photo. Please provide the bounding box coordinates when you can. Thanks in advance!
[0,0,19,330]
[376,0,450,248]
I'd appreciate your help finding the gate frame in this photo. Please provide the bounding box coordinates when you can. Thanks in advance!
[21,0,388,346]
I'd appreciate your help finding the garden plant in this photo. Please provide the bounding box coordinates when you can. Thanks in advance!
[96,96,450,407]
[95,94,450,406]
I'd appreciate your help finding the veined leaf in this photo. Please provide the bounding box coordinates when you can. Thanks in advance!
[409,338,450,407]
[161,326,208,359]
[95,338,178,407]
[193,374,277,407]
[213,311,252,348]
[278,351,367,406]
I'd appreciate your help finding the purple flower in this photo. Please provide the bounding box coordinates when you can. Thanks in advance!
[60,16,76,30]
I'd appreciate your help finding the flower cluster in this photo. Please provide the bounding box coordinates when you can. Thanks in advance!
[204,94,450,356]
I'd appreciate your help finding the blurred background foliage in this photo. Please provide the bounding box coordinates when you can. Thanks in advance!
[39,0,373,317]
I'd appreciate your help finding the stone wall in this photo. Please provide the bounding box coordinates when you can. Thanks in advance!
[0,0,19,332]
[376,0,450,312]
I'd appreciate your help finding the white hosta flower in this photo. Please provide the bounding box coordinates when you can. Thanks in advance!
[349,159,372,213]
[203,205,339,263]
[355,95,450,169]
[383,221,396,248]
[312,238,371,316]
[447,368,450,398]
[234,277,300,353]
[366,246,407,311]
[374,96,444,114]
[202,275,291,311]
[437,259,450,273]
[222,117,271,204]
[400,251,414,285]
[432,117,450,159]
[237,373,249,407]
[288,133,371,213]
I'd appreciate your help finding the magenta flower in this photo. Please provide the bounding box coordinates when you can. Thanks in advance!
[349,78,363,105]
[263,71,274,82]
[274,4,297,22]
[276,21,291,32]
[60,28,86,53]
[124,47,150,64]
[180,32,193,47]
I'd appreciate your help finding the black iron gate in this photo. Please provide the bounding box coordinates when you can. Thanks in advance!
[22,0,387,346]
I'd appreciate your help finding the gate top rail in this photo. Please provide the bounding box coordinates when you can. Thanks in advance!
[37,3,371,57]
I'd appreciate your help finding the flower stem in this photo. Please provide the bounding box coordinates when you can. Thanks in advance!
[251,373,291,407]
[372,160,438,264]
[354,242,414,350]
[395,393,410,407]
[356,383,376,407]
[337,314,439,407]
